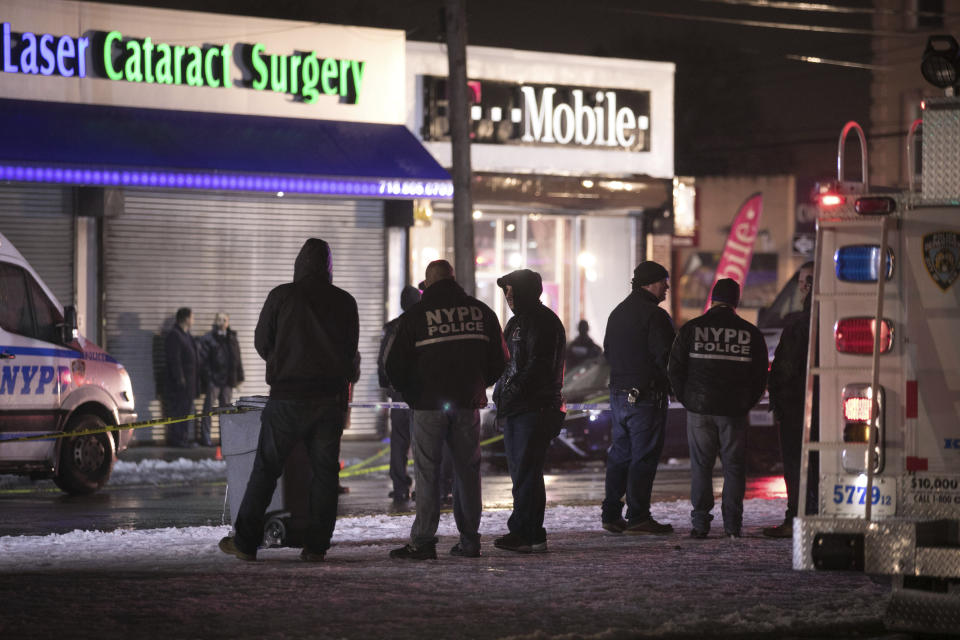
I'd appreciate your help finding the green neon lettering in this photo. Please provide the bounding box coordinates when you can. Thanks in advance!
[269,54,287,93]
[103,31,123,80]
[155,43,172,84]
[250,44,267,90]
[349,60,365,104]
[339,59,350,97]
[173,45,185,85]
[143,37,154,83]
[220,44,230,88]
[203,46,219,88]
[124,40,142,82]
[320,57,337,95]
[185,46,202,86]
[302,54,320,103]
[290,55,301,95]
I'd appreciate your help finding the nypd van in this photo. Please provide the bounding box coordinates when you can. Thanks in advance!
[0,231,135,495]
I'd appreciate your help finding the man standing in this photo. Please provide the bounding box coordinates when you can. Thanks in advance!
[164,307,198,448]
[492,269,565,553]
[763,262,814,538]
[565,319,603,371]
[377,285,421,503]
[199,312,245,446]
[601,261,676,535]
[385,260,507,559]
[668,278,768,539]
[219,238,359,562]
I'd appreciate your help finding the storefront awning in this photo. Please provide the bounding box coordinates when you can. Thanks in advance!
[0,99,452,199]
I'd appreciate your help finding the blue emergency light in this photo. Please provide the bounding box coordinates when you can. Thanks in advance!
[834,245,894,282]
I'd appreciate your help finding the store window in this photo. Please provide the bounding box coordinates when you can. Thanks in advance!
[676,251,778,325]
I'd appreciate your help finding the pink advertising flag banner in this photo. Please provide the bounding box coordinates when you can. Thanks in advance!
[704,192,763,313]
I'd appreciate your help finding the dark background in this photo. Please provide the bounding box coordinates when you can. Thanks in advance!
[97,0,875,179]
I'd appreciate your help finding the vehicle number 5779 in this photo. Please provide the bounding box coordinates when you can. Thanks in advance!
[832,484,892,506]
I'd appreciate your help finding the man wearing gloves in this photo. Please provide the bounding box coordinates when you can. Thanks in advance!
[668,278,767,539]
[601,261,676,535]
[492,269,566,553]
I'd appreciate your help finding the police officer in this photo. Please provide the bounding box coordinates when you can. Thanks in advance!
[668,278,767,538]
[492,269,566,553]
[385,260,507,559]
[601,261,676,535]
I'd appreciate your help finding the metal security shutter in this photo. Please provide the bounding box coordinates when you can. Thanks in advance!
[0,185,75,306]
[103,190,384,441]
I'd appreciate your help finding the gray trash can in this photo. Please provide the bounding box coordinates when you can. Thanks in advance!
[221,396,309,548]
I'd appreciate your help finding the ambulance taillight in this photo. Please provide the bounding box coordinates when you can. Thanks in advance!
[854,197,897,216]
[841,383,885,473]
[834,318,894,354]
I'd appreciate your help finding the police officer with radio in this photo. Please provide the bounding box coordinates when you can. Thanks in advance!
[668,278,768,539]
[601,261,676,535]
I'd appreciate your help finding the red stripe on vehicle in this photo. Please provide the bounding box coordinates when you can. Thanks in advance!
[906,380,918,419]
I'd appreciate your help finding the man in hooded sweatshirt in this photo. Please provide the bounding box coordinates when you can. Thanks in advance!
[492,269,566,553]
[385,260,507,560]
[219,238,359,562]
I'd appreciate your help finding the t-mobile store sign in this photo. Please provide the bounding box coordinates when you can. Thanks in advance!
[422,76,651,152]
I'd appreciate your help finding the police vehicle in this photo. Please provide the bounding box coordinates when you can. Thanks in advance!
[0,232,136,495]
[792,88,960,633]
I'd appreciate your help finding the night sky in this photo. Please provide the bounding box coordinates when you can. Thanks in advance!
[96,0,875,180]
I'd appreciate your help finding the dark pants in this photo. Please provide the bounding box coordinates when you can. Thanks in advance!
[410,409,482,552]
[165,392,195,447]
[233,396,344,556]
[201,384,233,446]
[389,408,412,496]
[602,390,667,524]
[687,412,747,534]
[776,408,803,521]
[503,410,553,544]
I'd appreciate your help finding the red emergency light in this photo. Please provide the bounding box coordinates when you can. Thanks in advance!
[854,197,896,216]
[841,383,885,473]
[818,193,846,208]
[835,317,894,354]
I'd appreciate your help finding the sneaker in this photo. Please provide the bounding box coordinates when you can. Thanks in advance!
[388,490,410,501]
[530,539,548,553]
[300,548,326,562]
[493,533,532,553]
[689,529,709,539]
[602,519,628,534]
[449,543,481,558]
[218,536,256,561]
[625,518,674,536]
[389,544,437,560]
[762,522,793,538]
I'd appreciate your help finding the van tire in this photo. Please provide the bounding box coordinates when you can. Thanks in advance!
[53,414,116,496]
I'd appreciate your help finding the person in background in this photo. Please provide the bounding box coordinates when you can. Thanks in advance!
[198,312,244,446]
[164,307,199,448]
[565,319,602,371]
[385,260,507,560]
[219,238,359,563]
[601,261,676,536]
[763,262,815,538]
[492,269,566,554]
[668,278,768,539]
[378,285,422,503]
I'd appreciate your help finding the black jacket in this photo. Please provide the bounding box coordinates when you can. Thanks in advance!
[668,305,768,416]
[493,270,565,417]
[199,328,244,388]
[164,324,199,399]
[377,315,402,399]
[565,334,602,370]
[603,288,676,392]
[384,278,507,410]
[254,239,359,400]
[768,302,811,420]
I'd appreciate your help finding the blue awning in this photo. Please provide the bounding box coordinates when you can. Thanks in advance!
[0,98,451,199]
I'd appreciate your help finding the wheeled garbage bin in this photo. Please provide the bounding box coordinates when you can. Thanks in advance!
[221,395,313,548]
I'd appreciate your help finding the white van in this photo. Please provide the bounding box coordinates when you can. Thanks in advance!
[0,232,135,495]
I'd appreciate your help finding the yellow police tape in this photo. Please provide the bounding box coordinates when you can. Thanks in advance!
[0,407,507,480]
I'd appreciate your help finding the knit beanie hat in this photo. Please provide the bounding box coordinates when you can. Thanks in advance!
[632,261,669,287]
[711,278,741,307]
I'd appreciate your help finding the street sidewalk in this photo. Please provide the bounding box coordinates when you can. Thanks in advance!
[119,438,389,465]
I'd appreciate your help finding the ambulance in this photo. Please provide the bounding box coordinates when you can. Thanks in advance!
[792,95,960,633]
[0,232,136,495]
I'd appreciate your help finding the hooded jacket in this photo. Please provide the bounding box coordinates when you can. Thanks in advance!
[493,270,565,417]
[384,277,507,410]
[254,238,359,400]
[668,305,768,416]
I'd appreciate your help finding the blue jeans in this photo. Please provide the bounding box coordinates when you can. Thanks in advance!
[234,397,344,555]
[602,390,667,524]
[503,410,553,544]
[410,409,482,552]
[687,412,746,534]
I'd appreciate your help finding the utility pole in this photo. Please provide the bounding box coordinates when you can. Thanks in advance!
[444,0,475,295]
